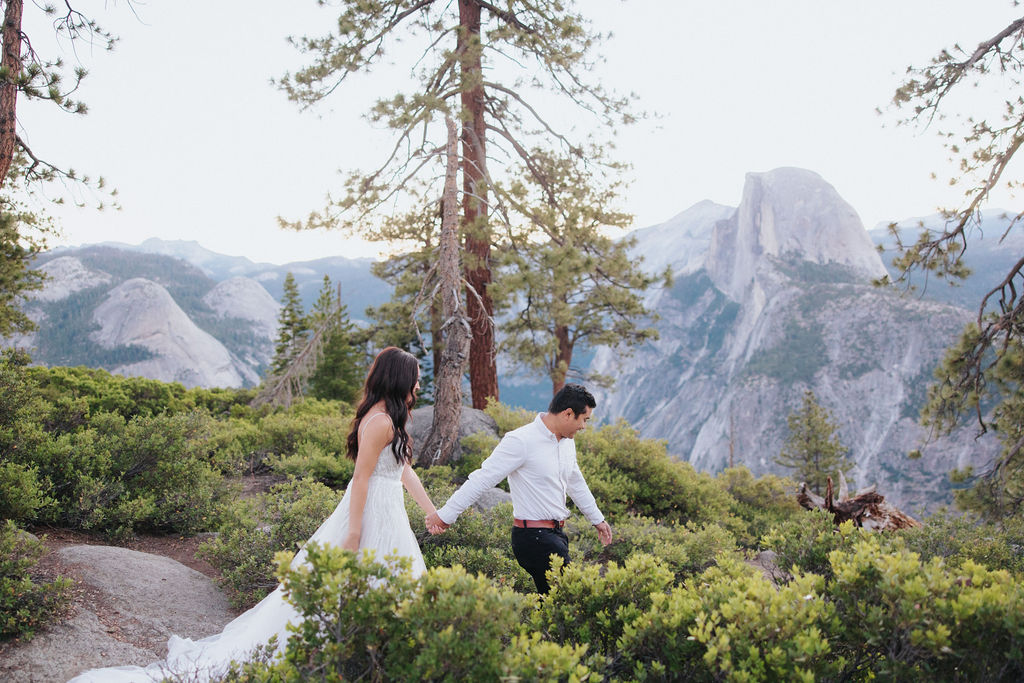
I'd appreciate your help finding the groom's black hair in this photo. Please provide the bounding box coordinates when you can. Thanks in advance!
[549,383,596,417]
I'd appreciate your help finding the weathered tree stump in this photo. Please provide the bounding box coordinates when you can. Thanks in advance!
[796,472,921,531]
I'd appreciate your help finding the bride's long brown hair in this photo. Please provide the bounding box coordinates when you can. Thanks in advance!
[346,347,419,464]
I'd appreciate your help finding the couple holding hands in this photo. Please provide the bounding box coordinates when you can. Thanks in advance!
[72,346,612,682]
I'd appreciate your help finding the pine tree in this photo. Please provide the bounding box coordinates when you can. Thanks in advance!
[494,148,663,394]
[270,272,308,376]
[279,1,636,408]
[306,275,364,403]
[775,391,853,495]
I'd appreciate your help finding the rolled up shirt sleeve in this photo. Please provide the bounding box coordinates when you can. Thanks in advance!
[566,461,604,526]
[436,433,526,525]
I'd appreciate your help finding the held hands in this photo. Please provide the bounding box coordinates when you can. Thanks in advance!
[425,511,450,535]
[594,521,613,546]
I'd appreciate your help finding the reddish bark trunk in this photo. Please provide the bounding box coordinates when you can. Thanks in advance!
[0,0,24,187]
[551,325,573,395]
[458,0,498,409]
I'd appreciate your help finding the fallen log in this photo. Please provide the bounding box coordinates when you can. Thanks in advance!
[796,472,921,531]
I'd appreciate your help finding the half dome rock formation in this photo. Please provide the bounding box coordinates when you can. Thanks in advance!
[707,168,887,302]
[590,167,991,512]
[92,278,254,388]
[202,276,281,340]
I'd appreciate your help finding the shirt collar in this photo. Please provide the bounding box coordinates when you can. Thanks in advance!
[534,413,560,442]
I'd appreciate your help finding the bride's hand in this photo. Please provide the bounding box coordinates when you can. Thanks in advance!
[341,531,360,552]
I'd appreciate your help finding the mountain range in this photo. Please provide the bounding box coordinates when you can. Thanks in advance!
[6,167,1018,509]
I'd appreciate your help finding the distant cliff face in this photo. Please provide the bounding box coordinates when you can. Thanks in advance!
[5,250,279,388]
[92,278,256,388]
[5,243,389,390]
[593,168,994,511]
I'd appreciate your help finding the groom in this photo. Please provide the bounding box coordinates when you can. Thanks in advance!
[426,384,612,593]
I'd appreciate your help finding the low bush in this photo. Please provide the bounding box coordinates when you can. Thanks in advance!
[896,512,1024,576]
[0,461,52,523]
[828,535,1024,680]
[760,509,867,581]
[534,552,675,670]
[416,485,535,593]
[222,545,589,682]
[0,521,72,641]
[573,513,738,581]
[266,441,354,489]
[575,421,736,527]
[198,478,341,609]
[716,466,803,548]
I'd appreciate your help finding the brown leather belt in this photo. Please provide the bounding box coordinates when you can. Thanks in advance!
[513,518,565,529]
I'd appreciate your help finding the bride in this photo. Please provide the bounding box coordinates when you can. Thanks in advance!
[70,347,438,682]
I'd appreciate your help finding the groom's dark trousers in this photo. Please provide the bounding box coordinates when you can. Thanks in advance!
[510,523,570,594]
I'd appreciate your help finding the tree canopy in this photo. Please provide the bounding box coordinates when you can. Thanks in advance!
[890,13,1024,518]
[278,0,636,408]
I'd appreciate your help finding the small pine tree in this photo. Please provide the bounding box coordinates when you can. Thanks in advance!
[775,390,853,495]
[306,276,364,403]
[270,272,308,376]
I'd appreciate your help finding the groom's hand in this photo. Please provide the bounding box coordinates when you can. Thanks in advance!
[594,521,613,546]
[425,511,449,535]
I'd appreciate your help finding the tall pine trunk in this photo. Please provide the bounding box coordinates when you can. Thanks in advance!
[418,115,470,466]
[551,324,573,394]
[0,0,24,186]
[458,0,498,409]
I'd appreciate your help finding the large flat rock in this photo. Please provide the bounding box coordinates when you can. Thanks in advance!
[0,544,236,683]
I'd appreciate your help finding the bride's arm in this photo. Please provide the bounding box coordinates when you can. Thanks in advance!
[342,418,390,552]
[401,462,437,517]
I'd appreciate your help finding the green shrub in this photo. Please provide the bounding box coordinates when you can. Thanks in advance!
[275,544,417,682]
[896,512,1024,576]
[691,567,838,682]
[616,561,757,682]
[387,564,533,681]
[267,440,354,488]
[0,521,72,641]
[716,466,803,548]
[761,510,867,581]
[198,478,341,609]
[236,546,588,683]
[483,398,534,435]
[573,514,737,581]
[534,553,675,669]
[575,421,736,527]
[0,461,52,522]
[827,535,1024,680]
[418,492,535,593]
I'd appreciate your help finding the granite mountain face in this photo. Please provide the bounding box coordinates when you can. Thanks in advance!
[591,168,996,511]
[6,245,387,389]
[7,169,1011,509]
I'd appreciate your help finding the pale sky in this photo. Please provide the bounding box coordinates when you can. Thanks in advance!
[20,1,1024,264]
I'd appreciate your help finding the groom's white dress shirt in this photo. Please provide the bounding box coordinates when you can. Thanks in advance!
[436,413,605,526]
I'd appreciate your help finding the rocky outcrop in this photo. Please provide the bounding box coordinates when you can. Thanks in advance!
[707,168,887,302]
[92,278,257,388]
[202,277,280,340]
[0,545,234,683]
[592,168,996,512]
[35,256,113,302]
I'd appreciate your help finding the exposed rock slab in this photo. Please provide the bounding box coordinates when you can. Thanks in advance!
[0,544,235,683]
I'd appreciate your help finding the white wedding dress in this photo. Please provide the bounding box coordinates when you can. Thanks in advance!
[69,423,426,683]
